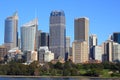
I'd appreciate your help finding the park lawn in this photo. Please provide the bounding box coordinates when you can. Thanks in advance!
[101,69,111,77]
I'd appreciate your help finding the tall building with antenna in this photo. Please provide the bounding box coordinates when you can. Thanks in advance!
[21,18,38,52]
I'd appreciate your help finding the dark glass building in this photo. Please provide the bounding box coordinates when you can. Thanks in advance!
[41,32,49,47]
[113,32,120,44]
[49,10,66,59]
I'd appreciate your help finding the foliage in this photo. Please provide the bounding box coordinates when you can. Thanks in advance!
[0,61,120,77]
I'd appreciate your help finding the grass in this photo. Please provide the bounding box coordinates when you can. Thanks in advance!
[101,69,111,77]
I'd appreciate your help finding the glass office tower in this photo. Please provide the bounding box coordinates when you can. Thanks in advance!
[21,19,38,52]
[4,12,18,50]
[113,32,120,44]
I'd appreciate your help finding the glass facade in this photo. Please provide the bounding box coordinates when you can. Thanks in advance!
[4,18,13,43]
[21,19,38,52]
[40,32,49,47]
[4,12,18,50]
[113,33,120,44]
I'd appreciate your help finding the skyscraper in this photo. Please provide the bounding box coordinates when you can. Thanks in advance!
[89,34,97,48]
[72,17,89,63]
[72,41,88,63]
[49,10,66,59]
[4,12,18,51]
[21,19,38,52]
[113,42,120,62]
[66,36,70,55]
[65,36,70,61]
[89,34,97,59]
[74,17,89,42]
[41,32,49,47]
[113,32,120,44]
[37,30,42,49]
[92,46,102,61]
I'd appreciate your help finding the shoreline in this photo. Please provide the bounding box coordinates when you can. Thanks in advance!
[0,75,120,79]
[0,75,95,78]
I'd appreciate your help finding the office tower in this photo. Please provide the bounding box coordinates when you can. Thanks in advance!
[106,40,113,62]
[74,17,89,42]
[37,30,42,49]
[101,40,113,62]
[41,32,49,47]
[113,42,120,62]
[18,38,21,49]
[0,46,7,61]
[66,37,70,54]
[113,32,120,44]
[89,34,97,59]
[65,37,70,61]
[72,17,89,63]
[4,12,18,51]
[49,10,66,59]
[21,19,38,52]
[92,46,102,61]
[101,42,108,62]
[72,41,88,63]
[89,34,97,48]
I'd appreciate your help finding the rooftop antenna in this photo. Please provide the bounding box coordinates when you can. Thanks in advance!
[34,8,38,25]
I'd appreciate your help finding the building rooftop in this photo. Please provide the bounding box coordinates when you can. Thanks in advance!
[75,17,89,20]
[22,18,38,27]
[50,10,65,16]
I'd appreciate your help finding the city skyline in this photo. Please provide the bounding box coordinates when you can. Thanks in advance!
[0,0,120,45]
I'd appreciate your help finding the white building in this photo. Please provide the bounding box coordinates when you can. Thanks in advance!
[21,19,38,52]
[38,46,54,63]
[27,51,37,63]
[44,51,54,62]
[89,34,97,59]
[93,46,102,61]
[89,34,97,47]
[113,42,120,62]
[7,47,22,62]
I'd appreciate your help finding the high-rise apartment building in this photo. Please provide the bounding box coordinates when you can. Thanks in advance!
[4,12,18,51]
[113,32,120,44]
[72,17,89,63]
[21,19,38,52]
[49,10,66,59]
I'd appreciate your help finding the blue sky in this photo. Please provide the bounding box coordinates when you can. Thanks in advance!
[0,0,120,45]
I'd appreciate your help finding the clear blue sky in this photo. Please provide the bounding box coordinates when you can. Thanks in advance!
[0,0,120,45]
